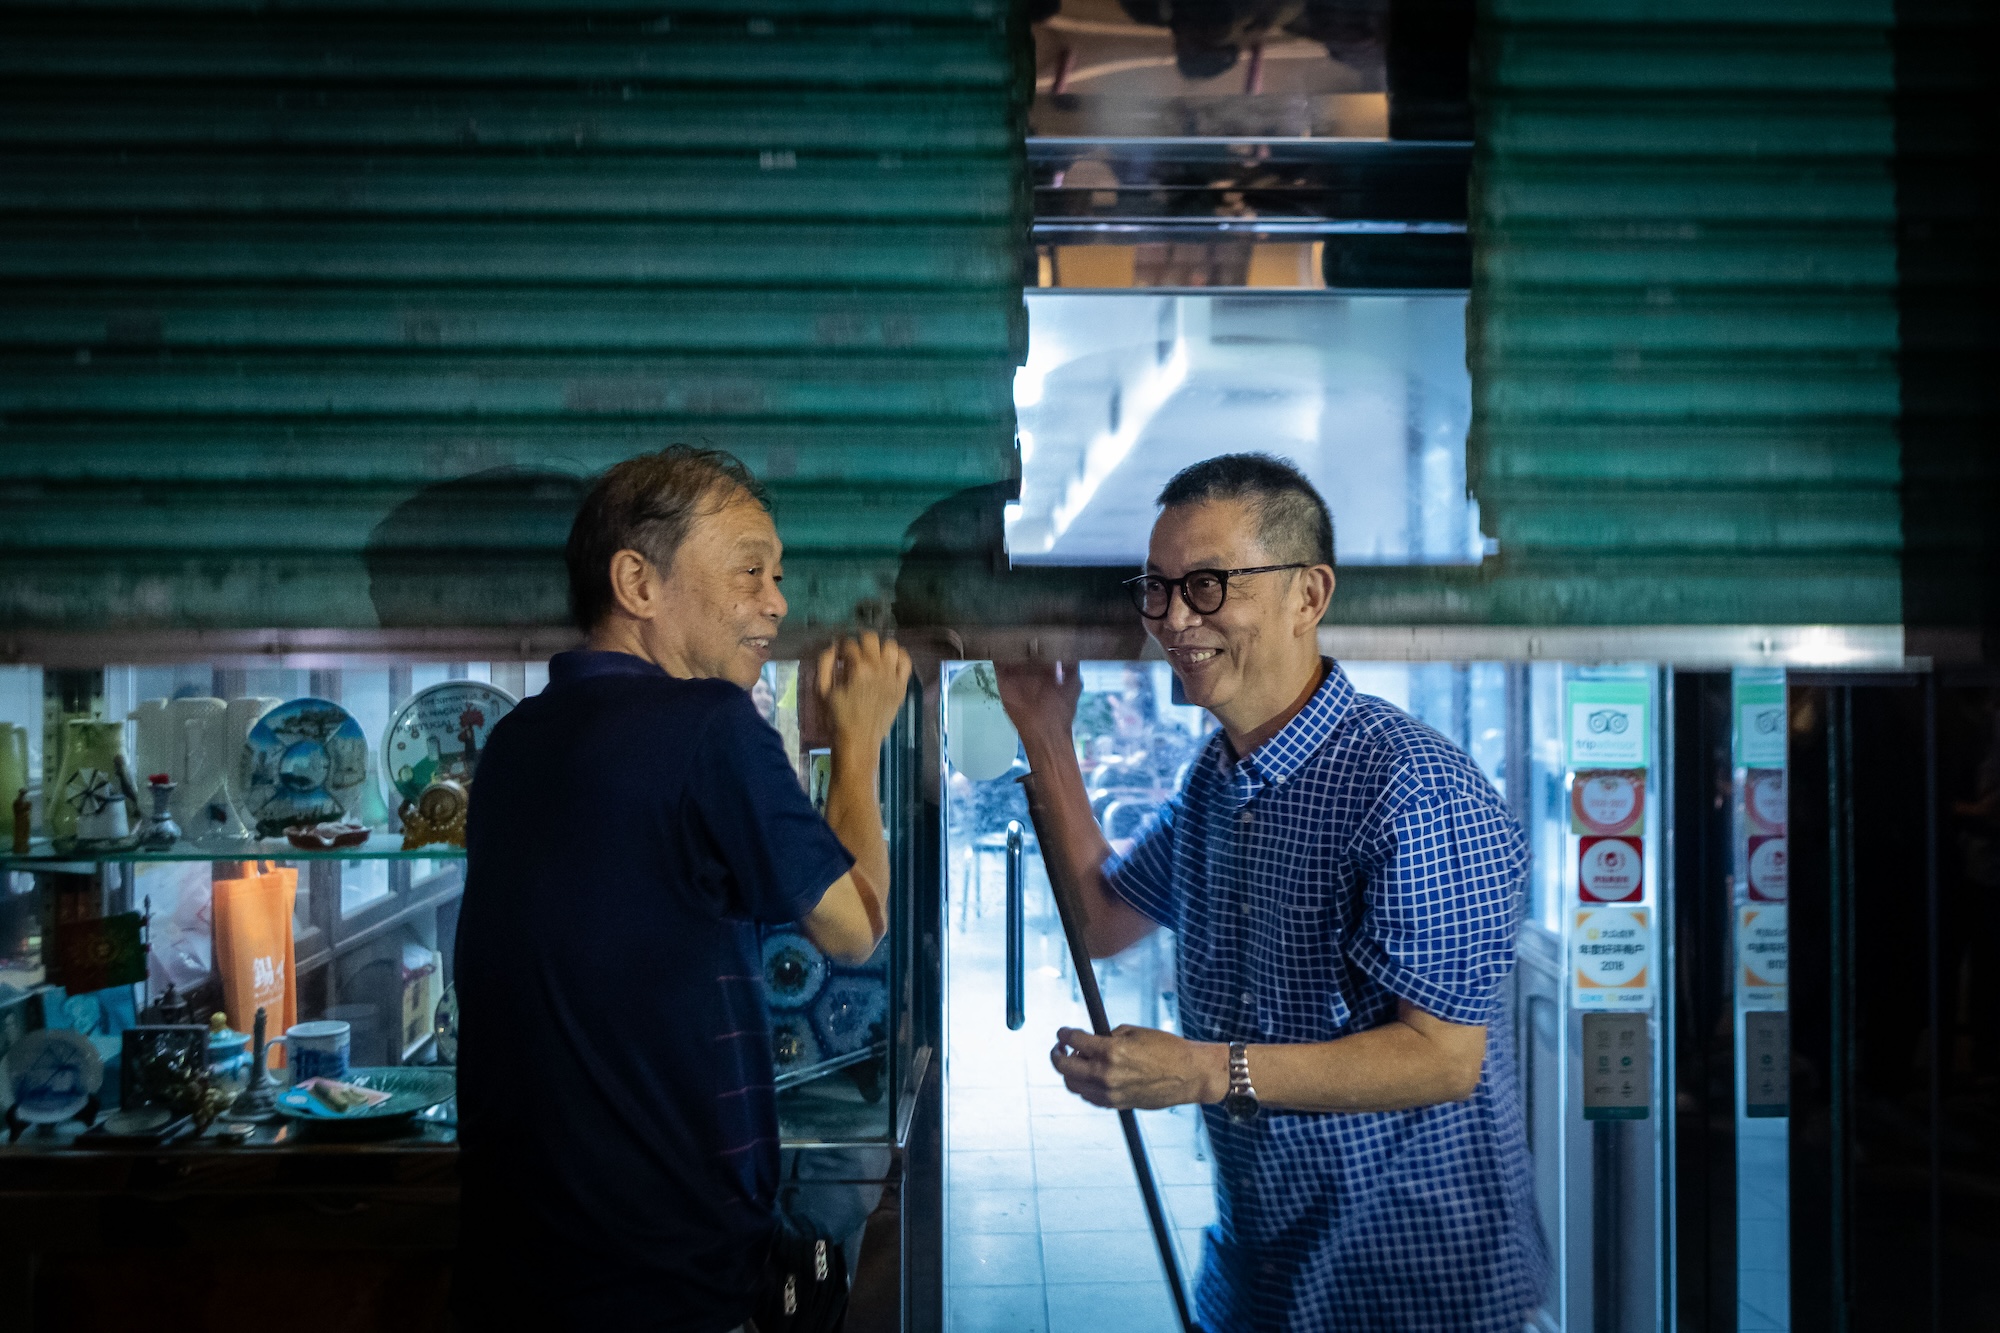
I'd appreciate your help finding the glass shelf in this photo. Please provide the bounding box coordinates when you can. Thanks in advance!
[0,832,462,867]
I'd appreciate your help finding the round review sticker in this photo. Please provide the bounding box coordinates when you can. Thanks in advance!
[1748,835,1787,901]
[1579,836,1644,902]
[1747,770,1786,834]
[1573,772,1642,835]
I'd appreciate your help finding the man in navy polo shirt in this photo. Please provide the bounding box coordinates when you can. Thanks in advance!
[455,446,911,1330]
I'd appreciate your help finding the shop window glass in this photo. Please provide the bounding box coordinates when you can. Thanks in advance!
[1008,290,1480,567]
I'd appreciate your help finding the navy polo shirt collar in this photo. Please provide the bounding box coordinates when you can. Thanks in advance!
[549,649,672,684]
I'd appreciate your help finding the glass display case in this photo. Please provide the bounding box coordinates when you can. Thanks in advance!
[0,654,935,1155]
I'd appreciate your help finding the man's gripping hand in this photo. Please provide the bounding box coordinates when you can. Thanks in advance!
[816,631,912,750]
[1051,1025,1228,1111]
[994,660,1082,758]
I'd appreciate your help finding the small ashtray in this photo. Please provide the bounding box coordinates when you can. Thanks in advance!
[284,821,370,851]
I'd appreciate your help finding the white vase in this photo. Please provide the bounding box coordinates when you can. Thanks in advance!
[127,699,175,784]
[225,697,282,754]
[166,698,226,830]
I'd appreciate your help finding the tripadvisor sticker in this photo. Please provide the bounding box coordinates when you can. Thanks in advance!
[1572,906,1653,1009]
[1571,770,1645,836]
[1566,680,1649,768]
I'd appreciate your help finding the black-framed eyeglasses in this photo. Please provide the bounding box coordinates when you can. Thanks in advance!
[1121,564,1307,619]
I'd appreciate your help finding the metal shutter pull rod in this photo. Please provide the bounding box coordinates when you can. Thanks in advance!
[1020,775,1202,1333]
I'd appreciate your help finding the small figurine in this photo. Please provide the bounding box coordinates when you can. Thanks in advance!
[137,774,181,850]
[228,1005,278,1122]
[400,778,469,851]
[140,982,192,1026]
[10,787,27,854]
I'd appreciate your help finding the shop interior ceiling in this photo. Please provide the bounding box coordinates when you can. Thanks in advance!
[1,0,1985,657]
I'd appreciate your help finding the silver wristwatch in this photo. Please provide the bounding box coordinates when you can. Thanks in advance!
[1222,1040,1259,1123]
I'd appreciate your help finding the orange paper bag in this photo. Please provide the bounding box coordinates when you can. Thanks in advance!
[212,863,297,1036]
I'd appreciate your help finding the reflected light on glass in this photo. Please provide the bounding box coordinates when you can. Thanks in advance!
[1048,338,1190,547]
[1014,363,1046,409]
[1008,292,1480,567]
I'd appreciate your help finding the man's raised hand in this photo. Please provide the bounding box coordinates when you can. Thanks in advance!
[816,631,912,750]
[994,660,1082,752]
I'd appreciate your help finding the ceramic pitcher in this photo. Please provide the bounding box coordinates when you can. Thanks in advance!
[0,723,28,819]
[50,718,130,846]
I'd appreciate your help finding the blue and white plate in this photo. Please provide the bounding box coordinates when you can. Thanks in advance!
[771,1017,824,1075]
[812,976,888,1057]
[1,1028,103,1124]
[239,698,369,837]
[761,931,828,1012]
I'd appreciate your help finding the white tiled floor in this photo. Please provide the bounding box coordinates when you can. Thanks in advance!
[1737,1116,1791,1332]
[945,855,1213,1333]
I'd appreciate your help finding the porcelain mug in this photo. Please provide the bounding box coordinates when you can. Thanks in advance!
[268,1020,350,1086]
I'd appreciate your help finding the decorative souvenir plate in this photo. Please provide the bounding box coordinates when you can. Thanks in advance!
[771,1017,824,1076]
[382,681,518,804]
[812,976,888,1057]
[1,1028,104,1123]
[239,698,369,838]
[761,931,829,1012]
[275,1066,456,1122]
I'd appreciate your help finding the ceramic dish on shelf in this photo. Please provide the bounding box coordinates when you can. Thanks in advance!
[238,698,369,838]
[274,1067,456,1123]
[761,930,829,1012]
[284,820,370,851]
[812,976,888,1057]
[382,681,518,805]
[85,1105,198,1145]
[1,1028,104,1124]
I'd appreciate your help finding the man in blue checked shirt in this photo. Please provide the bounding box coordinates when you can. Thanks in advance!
[998,454,1548,1333]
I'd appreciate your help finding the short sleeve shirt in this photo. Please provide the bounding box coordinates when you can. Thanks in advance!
[1107,660,1548,1333]
[455,650,853,1331]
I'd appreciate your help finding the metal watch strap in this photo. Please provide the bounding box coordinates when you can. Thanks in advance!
[1226,1040,1258,1121]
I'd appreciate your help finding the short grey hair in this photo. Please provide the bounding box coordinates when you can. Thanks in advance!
[1156,453,1335,567]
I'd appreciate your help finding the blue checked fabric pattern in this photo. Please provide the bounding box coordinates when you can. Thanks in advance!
[1106,660,1548,1333]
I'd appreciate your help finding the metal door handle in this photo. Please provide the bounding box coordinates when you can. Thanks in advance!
[1005,819,1025,1030]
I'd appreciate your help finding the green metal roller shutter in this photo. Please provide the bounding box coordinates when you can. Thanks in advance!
[0,0,1027,635]
[1464,0,1903,626]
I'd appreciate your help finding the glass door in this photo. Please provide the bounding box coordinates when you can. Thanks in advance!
[942,660,1212,1333]
[939,658,1670,1332]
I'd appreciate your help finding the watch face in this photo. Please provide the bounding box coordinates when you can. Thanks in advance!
[1223,1090,1258,1123]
